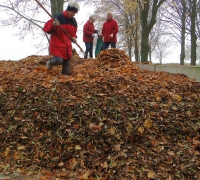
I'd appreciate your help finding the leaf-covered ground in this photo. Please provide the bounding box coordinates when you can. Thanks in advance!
[0,49,200,180]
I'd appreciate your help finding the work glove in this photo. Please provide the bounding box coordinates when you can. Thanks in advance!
[72,38,77,43]
[110,34,113,38]
[92,34,96,37]
[53,19,60,26]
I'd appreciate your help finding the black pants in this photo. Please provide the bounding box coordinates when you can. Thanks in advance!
[50,56,70,75]
[61,60,70,75]
[103,42,116,50]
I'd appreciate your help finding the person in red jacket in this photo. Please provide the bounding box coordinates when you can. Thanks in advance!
[83,16,98,59]
[43,0,79,75]
[100,12,119,50]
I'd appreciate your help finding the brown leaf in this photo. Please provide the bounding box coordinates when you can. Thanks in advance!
[13,151,20,160]
[151,139,158,146]
[126,122,133,134]
[113,144,121,151]
[4,147,10,157]
[144,120,152,128]
[147,170,156,179]
[167,151,175,156]
[101,161,108,168]
[78,171,90,180]
[17,145,26,150]
[138,126,144,134]
[0,86,3,93]
[68,111,74,118]
[76,74,84,81]
[186,110,192,117]
[74,145,82,150]
[174,94,182,101]
[108,126,116,135]
[89,123,101,131]
[58,162,64,167]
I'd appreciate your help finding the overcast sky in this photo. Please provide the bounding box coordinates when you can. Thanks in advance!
[0,2,180,63]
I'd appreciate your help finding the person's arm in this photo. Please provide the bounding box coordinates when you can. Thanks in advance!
[100,23,105,37]
[83,24,93,36]
[43,19,55,34]
[112,20,118,36]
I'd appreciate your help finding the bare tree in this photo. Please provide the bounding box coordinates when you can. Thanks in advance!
[148,7,170,62]
[137,0,166,62]
[189,0,198,66]
[164,0,200,66]
[153,35,176,63]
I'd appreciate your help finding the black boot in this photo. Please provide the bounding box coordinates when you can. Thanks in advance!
[84,54,88,59]
[61,60,70,75]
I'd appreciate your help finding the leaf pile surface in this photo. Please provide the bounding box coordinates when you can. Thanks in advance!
[0,49,200,179]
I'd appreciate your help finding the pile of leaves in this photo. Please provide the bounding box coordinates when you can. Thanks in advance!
[0,49,200,180]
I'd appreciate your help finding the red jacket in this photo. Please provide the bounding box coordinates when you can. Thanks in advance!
[83,20,95,42]
[101,19,118,42]
[43,11,77,60]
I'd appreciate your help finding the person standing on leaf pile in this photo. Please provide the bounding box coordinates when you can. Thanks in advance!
[100,12,118,50]
[43,0,80,75]
[83,15,98,59]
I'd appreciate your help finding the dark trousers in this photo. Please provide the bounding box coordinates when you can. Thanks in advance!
[103,42,116,50]
[61,60,70,75]
[50,56,63,65]
[84,42,93,58]
[50,56,70,75]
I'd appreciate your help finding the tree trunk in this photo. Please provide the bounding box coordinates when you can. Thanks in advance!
[149,45,152,62]
[139,0,162,62]
[140,2,150,63]
[125,14,132,61]
[128,39,132,61]
[190,0,197,66]
[134,29,139,62]
[57,0,64,12]
[180,0,186,65]
[134,9,139,62]
[141,29,150,62]
[50,0,64,16]
[160,52,162,64]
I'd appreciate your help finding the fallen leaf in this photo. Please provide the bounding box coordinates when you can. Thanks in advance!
[148,170,156,179]
[174,94,182,101]
[58,162,64,167]
[113,144,121,151]
[167,151,175,156]
[144,120,152,128]
[108,126,116,135]
[75,145,82,150]
[17,145,26,150]
[101,161,108,168]
[13,151,20,160]
[4,147,10,157]
[138,126,144,134]
[78,171,90,180]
